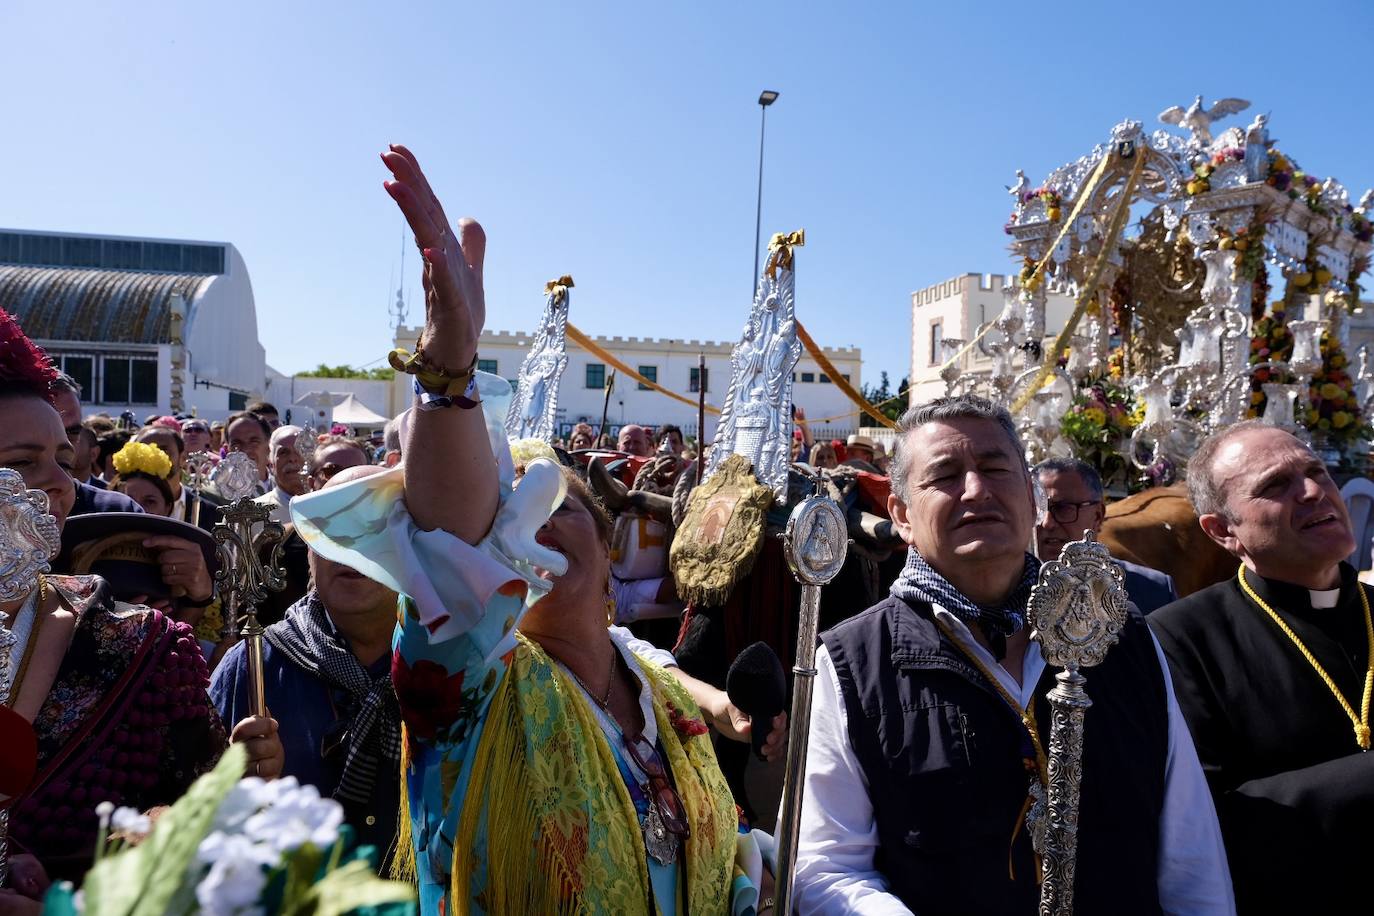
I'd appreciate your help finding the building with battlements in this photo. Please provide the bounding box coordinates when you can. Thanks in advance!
[393,326,863,441]
[0,228,266,419]
[908,273,1076,404]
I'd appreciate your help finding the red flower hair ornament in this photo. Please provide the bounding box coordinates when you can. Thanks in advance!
[0,309,58,400]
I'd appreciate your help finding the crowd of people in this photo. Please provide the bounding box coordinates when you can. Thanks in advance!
[0,144,1369,915]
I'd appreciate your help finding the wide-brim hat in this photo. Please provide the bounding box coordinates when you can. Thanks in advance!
[846,433,877,451]
[56,513,219,601]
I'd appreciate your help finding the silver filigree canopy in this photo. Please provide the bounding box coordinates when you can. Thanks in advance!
[703,234,804,501]
[0,468,60,604]
[505,276,573,443]
[1028,531,1129,671]
[211,450,261,503]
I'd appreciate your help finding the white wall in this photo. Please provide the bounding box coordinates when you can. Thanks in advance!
[183,245,266,416]
[263,369,398,425]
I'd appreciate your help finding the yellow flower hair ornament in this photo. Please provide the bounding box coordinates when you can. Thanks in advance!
[112,441,173,480]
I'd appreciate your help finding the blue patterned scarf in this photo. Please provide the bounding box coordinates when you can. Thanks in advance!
[890,549,1040,659]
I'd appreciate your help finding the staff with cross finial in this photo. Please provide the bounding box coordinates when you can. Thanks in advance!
[211,454,286,718]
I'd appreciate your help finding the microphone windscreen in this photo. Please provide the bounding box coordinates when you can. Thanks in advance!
[726,641,787,759]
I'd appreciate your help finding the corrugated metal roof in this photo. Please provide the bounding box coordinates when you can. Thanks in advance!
[0,266,211,344]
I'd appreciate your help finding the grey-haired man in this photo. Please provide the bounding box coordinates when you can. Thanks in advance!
[794,394,1231,914]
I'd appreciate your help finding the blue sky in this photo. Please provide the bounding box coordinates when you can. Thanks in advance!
[4,0,1372,399]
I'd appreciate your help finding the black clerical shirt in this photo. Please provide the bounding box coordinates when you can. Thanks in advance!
[1151,563,1374,914]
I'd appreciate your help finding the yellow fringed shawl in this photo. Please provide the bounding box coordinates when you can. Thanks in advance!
[427,633,738,915]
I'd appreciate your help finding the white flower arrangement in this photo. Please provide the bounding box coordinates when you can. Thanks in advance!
[46,746,414,916]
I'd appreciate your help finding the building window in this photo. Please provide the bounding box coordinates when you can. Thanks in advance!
[820,373,831,384]
[930,321,944,365]
[638,365,657,390]
[54,353,95,397]
[689,367,709,393]
[477,358,498,375]
[800,372,815,383]
[842,374,851,382]
[586,363,606,389]
[228,392,248,411]
[100,355,158,405]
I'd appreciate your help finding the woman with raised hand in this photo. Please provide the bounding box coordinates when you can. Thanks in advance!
[288,145,773,915]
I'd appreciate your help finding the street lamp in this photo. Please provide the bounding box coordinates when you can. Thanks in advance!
[752,90,780,294]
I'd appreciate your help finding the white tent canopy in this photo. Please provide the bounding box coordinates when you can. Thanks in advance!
[330,393,389,427]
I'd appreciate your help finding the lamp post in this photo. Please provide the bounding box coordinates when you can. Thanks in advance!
[752,90,780,293]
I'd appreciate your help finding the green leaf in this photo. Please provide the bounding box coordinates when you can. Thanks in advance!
[292,860,416,916]
[81,744,248,916]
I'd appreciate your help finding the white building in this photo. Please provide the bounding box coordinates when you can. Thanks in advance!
[0,228,266,419]
[908,273,1075,404]
[393,326,864,441]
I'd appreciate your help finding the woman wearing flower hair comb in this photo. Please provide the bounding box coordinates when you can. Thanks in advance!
[288,146,778,914]
[0,309,239,909]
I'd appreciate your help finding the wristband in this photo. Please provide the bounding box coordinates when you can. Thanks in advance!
[415,374,480,411]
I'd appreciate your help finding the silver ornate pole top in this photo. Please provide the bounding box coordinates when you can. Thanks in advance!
[211,451,260,502]
[1028,531,1129,671]
[704,231,805,501]
[213,499,287,618]
[782,475,849,586]
[185,451,216,491]
[0,469,60,604]
[505,275,573,444]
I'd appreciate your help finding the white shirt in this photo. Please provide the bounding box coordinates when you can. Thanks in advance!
[794,605,1235,915]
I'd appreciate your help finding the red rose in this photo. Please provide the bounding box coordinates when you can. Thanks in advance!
[392,656,467,741]
[667,702,709,740]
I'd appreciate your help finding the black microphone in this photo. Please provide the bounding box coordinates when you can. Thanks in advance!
[726,641,787,760]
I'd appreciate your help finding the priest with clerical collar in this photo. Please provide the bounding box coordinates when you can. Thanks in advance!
[794,394,1233,915]
[1150,421,1374,914]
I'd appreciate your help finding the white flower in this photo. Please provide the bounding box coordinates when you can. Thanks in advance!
[242,782,343,853]
[195,833,273,916]
[210,777,272,833]
[197,831,278,867]
[94,801,114,828]
[110,806,152,837]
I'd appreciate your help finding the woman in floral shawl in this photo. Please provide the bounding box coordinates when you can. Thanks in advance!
[289,146,773,915]
[0,312,247,911]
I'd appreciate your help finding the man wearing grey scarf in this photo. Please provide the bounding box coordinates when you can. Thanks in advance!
[793,394,1232,914]
[210,465,402,868]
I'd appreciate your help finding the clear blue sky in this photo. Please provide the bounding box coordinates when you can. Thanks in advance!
[4,0,1372,397]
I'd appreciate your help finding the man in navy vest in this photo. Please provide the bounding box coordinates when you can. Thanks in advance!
[793,395,1232,914]
[1032,457,1178,613]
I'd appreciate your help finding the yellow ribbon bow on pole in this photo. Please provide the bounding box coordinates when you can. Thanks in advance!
[766,230,806,278]
[544,275,575,303]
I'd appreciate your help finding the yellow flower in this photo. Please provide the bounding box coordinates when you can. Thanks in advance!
[1305,409,1320,425]
[1083,407,1106,426]
[112,441,172,479]
[1320,383,1342,400]
[1333,411,1353,429]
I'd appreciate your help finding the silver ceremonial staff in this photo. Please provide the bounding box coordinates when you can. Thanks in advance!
[210,453,286,718]
[775,476,849,916]
[1027,531,1128,916]
[184,450,216,529]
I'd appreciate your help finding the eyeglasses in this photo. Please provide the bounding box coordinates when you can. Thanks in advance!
[1045,499,1102,525]
[621,733,690,840]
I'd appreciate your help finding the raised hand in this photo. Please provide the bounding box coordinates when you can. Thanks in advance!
[381,144,486,371]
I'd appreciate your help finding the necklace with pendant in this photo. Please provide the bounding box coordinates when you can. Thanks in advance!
[563,645,679,865]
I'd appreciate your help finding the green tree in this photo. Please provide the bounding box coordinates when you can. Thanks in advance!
[296,364,395,381]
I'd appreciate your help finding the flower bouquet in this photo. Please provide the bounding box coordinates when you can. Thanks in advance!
[1057,375,1140,491]
[44,745,415,916]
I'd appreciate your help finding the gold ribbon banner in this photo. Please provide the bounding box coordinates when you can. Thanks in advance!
[796,321,897,429]
[1010,146,1147,415]
[939,152,1115,373]
[565,323,722,414]
[766,230,806,278]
